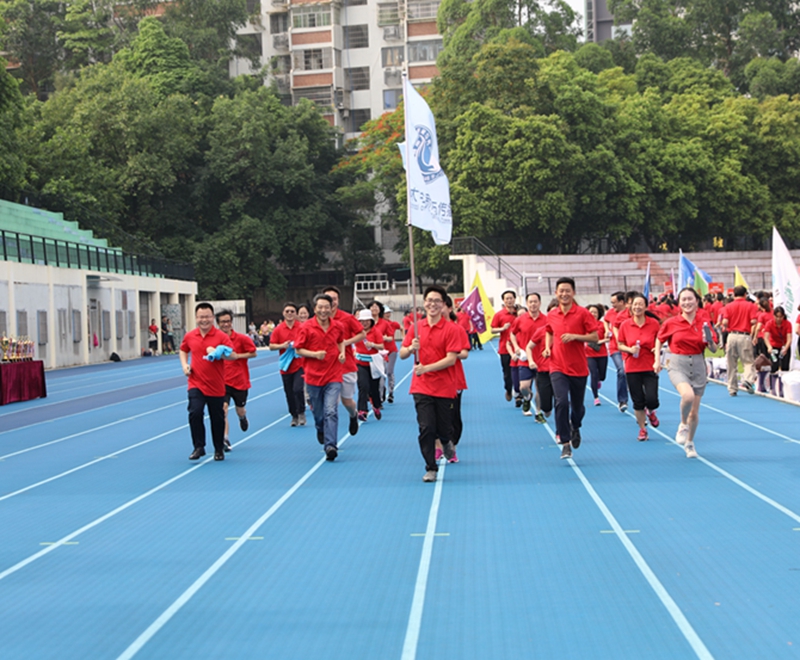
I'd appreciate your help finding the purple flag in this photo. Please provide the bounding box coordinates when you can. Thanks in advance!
[460,287,486,333]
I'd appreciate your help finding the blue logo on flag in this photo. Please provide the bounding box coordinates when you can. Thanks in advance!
[412,125,444,184]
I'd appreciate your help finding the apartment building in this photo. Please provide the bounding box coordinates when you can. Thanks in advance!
[230,0,443,140]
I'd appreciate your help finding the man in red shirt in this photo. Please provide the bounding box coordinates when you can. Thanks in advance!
[605,291,630,412]
[269,302,306,427]
[721,286,758,395]
[179,303,235,461]
[510,292,546,416]
[323,286,366,437]
[216,309,257,451]
[400,285,463,483]
[491,289,519,402]
[544,277,599,460]
[295,294,346,461]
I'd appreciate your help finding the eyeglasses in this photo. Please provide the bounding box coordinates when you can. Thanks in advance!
[424,298,444,304]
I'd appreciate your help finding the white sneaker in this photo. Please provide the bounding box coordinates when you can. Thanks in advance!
[675,423,689,445]
[684,441,698,458]
[522,408,533,416]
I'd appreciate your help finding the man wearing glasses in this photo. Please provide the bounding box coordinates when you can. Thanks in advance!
[216,309,258,451]
[400,285,463,483]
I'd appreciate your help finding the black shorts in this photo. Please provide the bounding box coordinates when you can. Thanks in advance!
[225,386,249,408]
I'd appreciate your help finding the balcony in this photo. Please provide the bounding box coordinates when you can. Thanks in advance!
[273,32,289,50]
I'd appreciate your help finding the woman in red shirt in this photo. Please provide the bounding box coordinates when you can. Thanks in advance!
[763,306,792,396]
[655,288,719,459]
[585,304,609,407]
[618,294,662,441]
[370,300,400,403]
[354,309,386,422]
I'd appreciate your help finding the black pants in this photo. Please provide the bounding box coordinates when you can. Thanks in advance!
[587,356,608,398]
[357,364,382,413]
[470,332,482,350]
[281,369,305,417]
[625,371,659,411]
[550,372,587,442]
[413,394,454,472]
[536,371,554,413]
[452,390,463,445]
[187,388,225,453]
[500,353,513,395]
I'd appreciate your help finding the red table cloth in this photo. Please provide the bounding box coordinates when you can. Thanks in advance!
[0,361,47,405]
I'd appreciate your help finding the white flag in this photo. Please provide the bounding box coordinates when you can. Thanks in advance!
[771,226,800,368]
[399,77,452,245]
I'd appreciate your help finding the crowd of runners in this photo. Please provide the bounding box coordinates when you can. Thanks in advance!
[176,278,793,479]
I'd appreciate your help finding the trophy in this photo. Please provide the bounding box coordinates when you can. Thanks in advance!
[0,335,8,362]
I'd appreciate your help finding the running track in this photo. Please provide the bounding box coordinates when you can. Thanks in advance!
[0,348,798,659]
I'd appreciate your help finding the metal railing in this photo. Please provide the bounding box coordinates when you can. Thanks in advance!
[0,229,195,281]
[451,236,524,291]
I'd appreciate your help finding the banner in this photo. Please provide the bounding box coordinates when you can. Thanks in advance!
[399,78,452,245]
[459,287,486,335]
[771,226,800,369]
[679,250,712,293]
[469,272,496,345]
[734,265,749,290]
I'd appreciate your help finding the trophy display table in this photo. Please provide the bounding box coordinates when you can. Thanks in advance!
[0,360,47,405]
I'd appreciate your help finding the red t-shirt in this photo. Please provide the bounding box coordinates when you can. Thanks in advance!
[270,320,303,375]
[456,311,472,334]
[294,318,345,386]
[331,308,364,374]
[180,327,233,397]
[402,316,463,398]
[755,311,772,339]
[618,316,661,373]
[491,308,518,355]
[584,320,607,358]
[222,330,256,390]
[383,319,401,352]
[451,321,470,391]
[763,318,791,348]
[604,308,621,352]
[657,311,716,355]
[354,324,385,367]
[725,298,758,333]
[511,312,546,354]
[545,304,597,377]
[528,325,550,372]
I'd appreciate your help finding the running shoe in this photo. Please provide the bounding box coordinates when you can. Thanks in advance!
[684,441,698,458]
[349,415,359,436]
[522,407,533,417]
[646,409,660,428]
[357,411,368,423]
[515,396,523,408]
[505,391,512,402]
[388,393,394,404]
[570,427,581,449]
[742,381,755,394]
[618,402,628,413]
[290,416,298,427]
[325,445,338,461]
[448,450,459,463]
[560,442,572,460]
[522,399,531,413]
[373,407,382,420]
[239,416,249,432]
[637,428,648,442]
[435,448,444,461]
[224,438,232,452]
[675,423,689,445]
[317,430,324,444]
[298,412,306,426]
[443,441,456,461]
[214,451,225,461]
[594,397,601,406]
[534,411,546,424]
[423,470,437,482]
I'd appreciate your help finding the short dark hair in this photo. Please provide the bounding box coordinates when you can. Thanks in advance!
[322,286,341,297]
[423,284,447,302]
[526,292,541,302]
[677,287,701,303]
[775,305,786,317]
[215,309,233,322]
[501,289,516,299]
[733,285,747,297]
[587,303,605,319]
[195,302,214,314]
[369,300,385,317]
[626,291,643,303]
[283,302,298,312]
[313,293,334,307]
[611,291,625,303]
[555,277,575,291]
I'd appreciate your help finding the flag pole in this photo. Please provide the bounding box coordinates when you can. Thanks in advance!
[402,71,420,351]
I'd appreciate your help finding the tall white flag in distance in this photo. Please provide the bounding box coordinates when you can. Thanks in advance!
[399,77,452,245]
[771,226,800,368]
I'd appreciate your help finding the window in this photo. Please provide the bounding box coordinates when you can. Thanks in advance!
[236,34,262,63]
[408,39,443,62]
[383,88,402,109]
[344,0,367,5]
[246,0,261,13]
[273,55,291,74]
[17,310,28,337]
[294,86,334,107]
[293,48,335,70]
[344,24,369,49]
[72,309,82,342]
[270,13,289,33]
[349,108,371,133]
[345,67,370,90]
[37,310,48,345]
[378,2,399,25]
[292,4,337,28]
[382,46,404,67]
[407,0,441,21]
[116,310,124,340]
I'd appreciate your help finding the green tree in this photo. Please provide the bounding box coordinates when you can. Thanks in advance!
[0,57,26,198]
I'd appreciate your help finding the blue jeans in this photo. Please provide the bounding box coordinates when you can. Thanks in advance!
[307,382,342,449]
[609,351,628,405]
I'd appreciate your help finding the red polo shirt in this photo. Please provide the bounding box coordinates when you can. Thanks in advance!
[402,315,463,398]
[331,308,363,374]
[605,308,621,352]
[270,320,303,375]
[511,312,546,353]
[294,318,345,386]
[618,316,661,373]
[223,330,256,390]
[725,298,758,333]
[491,308,518,355]
[584,319,607,359]
[456,311,472,334]
[657,310,716,355]
[451,321,470,391]
[180,326,233,397]
[528,325,550,372]
[764,318,791,348]
[384,319,401,352]
[354,324,384,367]
[545,304,597,377]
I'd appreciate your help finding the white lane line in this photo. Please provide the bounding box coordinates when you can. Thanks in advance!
[0,387,282,499]
[658,386,800,445]
[0,413,291,583]
[401,460,447,660]
[113,367,414,660]
[0,370,280,437]
[543,421,714,660]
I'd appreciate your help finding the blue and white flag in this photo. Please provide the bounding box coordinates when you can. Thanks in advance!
[643,261,651,301]
[398,77,452,245]
[678,250,712,291]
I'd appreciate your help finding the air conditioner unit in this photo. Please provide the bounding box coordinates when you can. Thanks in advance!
[384,68,402,86]
[383,25,401,40]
